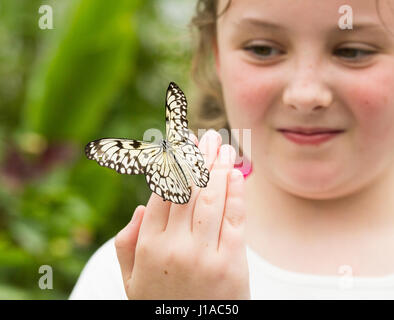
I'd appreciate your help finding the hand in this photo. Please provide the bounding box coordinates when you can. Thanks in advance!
[115,130,250,299]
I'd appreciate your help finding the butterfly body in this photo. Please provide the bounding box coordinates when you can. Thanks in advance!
[85,82,210,204]
[160,138,173,152]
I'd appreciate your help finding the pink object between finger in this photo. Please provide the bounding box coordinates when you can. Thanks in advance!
[234,156,252,179]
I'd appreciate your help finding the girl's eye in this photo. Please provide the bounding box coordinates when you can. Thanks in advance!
[243,45,283,59]
[243,45,376,63]
[333,48,376,61]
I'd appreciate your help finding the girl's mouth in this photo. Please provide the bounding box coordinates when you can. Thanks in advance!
[277,129,345,146]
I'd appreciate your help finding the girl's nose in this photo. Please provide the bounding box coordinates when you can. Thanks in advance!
[282,65,333,113]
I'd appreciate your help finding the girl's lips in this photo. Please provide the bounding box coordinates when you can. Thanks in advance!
[277,129,344,145]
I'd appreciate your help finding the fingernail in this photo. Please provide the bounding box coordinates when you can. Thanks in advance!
[219,145,235,165]
[219,145,230,161]
[230,169,243,182]
[206,129,220,143]
[213,131,221,143]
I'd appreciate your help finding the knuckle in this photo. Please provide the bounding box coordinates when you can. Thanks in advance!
[135,238,152,259]
[223,226,245,249]
[198,256,228,280]
[205,255,246,284]
[165,246,196,268]
[114,231,128,250]
[164,248,179,264]
[225,206,246,227]
[227,267,248,288]
[199,190,219,205]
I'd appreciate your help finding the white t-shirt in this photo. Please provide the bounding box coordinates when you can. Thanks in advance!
[69,237,394,299]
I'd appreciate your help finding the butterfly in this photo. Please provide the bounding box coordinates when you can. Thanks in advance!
[85,82,210,204]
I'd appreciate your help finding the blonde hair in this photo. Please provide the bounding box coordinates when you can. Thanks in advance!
[188,0,231,133]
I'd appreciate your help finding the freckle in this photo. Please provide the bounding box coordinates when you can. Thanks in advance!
[198,220,201,224]
[164,270,168,275]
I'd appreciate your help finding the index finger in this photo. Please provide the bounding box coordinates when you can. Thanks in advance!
[139,192,171,237]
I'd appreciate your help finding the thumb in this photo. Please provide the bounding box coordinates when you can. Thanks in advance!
[115,205,145,285]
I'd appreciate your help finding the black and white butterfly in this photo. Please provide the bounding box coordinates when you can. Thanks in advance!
[85,82,210,204]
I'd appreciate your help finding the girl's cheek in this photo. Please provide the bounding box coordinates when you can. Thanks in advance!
[221,56,277,120]
[344,73,394,144]
[334,65,394,162]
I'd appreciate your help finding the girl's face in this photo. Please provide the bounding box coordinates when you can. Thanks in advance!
[215,0,394,199]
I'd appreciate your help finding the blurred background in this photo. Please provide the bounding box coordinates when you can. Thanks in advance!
[0,0,195,299]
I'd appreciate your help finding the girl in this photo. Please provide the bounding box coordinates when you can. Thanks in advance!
[70,0,394,299]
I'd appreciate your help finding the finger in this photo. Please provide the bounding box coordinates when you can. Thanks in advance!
[189,132,198,146]
[218,169,246,253]
[139,192,171,237]
[192,144,236,248]
[115,205,145,285]
[199,129,222,165]
[165,130,221,233]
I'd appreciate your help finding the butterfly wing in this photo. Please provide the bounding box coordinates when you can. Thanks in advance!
[85,138,192,204]
[172,139,209,188]
[85,138,162,175]
[165,82,210,189]
[165,82,190,144]
[145,151,191,204]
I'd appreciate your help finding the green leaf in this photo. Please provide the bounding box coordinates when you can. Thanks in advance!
[22,0,142,142]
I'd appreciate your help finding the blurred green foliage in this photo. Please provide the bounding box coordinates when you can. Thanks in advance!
[0,0,193,299]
